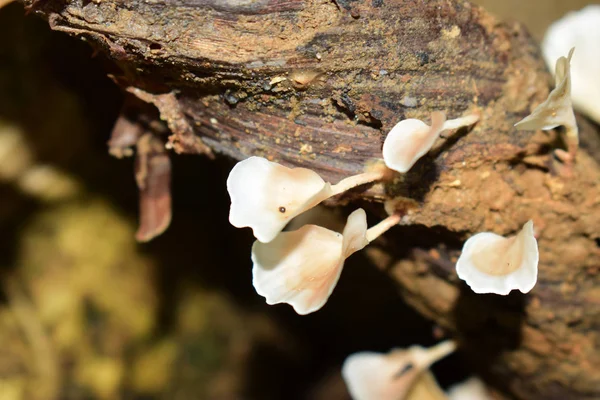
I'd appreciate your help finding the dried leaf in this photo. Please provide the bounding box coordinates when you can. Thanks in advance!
[134,134,172,242]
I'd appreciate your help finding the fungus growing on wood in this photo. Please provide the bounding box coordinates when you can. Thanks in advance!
[251,208,400,315]
[341,340,457,400]
[227,156,388,243]
[515,49,578,165]
[543,5,600,125]
[456,221,539,295]
[382,112,479,173]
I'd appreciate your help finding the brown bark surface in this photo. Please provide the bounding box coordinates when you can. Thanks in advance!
[23,0,600,399]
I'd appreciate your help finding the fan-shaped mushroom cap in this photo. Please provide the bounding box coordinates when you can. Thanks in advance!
[227,156,332,243]
[456,221,539,295]
[342,350,418,400]
[251,209,369,315]
[383,112,446,173]
[542,6,600,125]
[342,341,456,400]
[515,49,576,133]
[447,377,492,400]
[342,208,369,257]
[383,112,479,173]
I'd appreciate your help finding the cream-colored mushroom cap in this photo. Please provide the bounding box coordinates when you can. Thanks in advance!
[514,49,578,165]
[382,112,446,173]
[342,341,456,400]
[447,377,492,400]
[342,350,417,400]
[514,49,576,133]
[542,5,600,125]
[227,156,333,243]
[456,221,539,295]
[228,157,389,243]
[251,208,370,315]
[383,112,479,173]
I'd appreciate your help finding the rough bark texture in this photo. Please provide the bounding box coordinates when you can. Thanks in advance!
[23,0,600,399]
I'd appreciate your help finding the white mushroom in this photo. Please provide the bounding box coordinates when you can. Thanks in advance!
[227,156,387,243]
[447,377,492,400]
[456,221,539,295]
[382,112,479,173]
[542,5,600,125]
[514,49,578,165]
[251,208,400,315]
[341,340,457,400]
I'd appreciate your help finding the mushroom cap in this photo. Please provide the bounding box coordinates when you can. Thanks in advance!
[382,112,446,173]
[447,377,491,400]
[252,209,369,315]
[342,341,456,400]
[514,50,576,132]
[227,156,332,243]
[342,350,420,400]
[542,5,600,125]
[456,221,539,295]
[342,208,369,258]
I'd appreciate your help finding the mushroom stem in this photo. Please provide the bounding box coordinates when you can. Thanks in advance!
[330,170,387,196]
[565,126,579,160]
[442,114,480,131]
[412,340,457,369]
[365,214,401,242]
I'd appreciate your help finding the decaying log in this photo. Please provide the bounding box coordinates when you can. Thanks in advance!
[23,0,600,399]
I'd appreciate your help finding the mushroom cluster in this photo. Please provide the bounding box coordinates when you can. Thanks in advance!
[226,110,484,314]
[224,92,548,304]
[227,155,400,314]
[219,48,573,393]
[252,208,400,315]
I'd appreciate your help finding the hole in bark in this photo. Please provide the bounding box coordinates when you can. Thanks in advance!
[149,43,162,50]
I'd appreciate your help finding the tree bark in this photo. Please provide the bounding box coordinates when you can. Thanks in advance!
[23,0,600,399]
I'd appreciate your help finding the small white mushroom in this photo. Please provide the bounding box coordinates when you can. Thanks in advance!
[227,156,387,243]
[456,221,539,295]
[341,340,457,400]
[447,377,492,400]
[251,208,400,315]
[542,6,600,125]
[514,49,578,165]
[383,112,479,173]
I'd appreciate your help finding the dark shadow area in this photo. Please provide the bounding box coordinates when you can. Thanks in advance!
[579,114,600,164]
[454,287,526,398]
[378,222,465,267]
[433,125,474,158]
[0,185,41,283]
[140,155,263,333]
